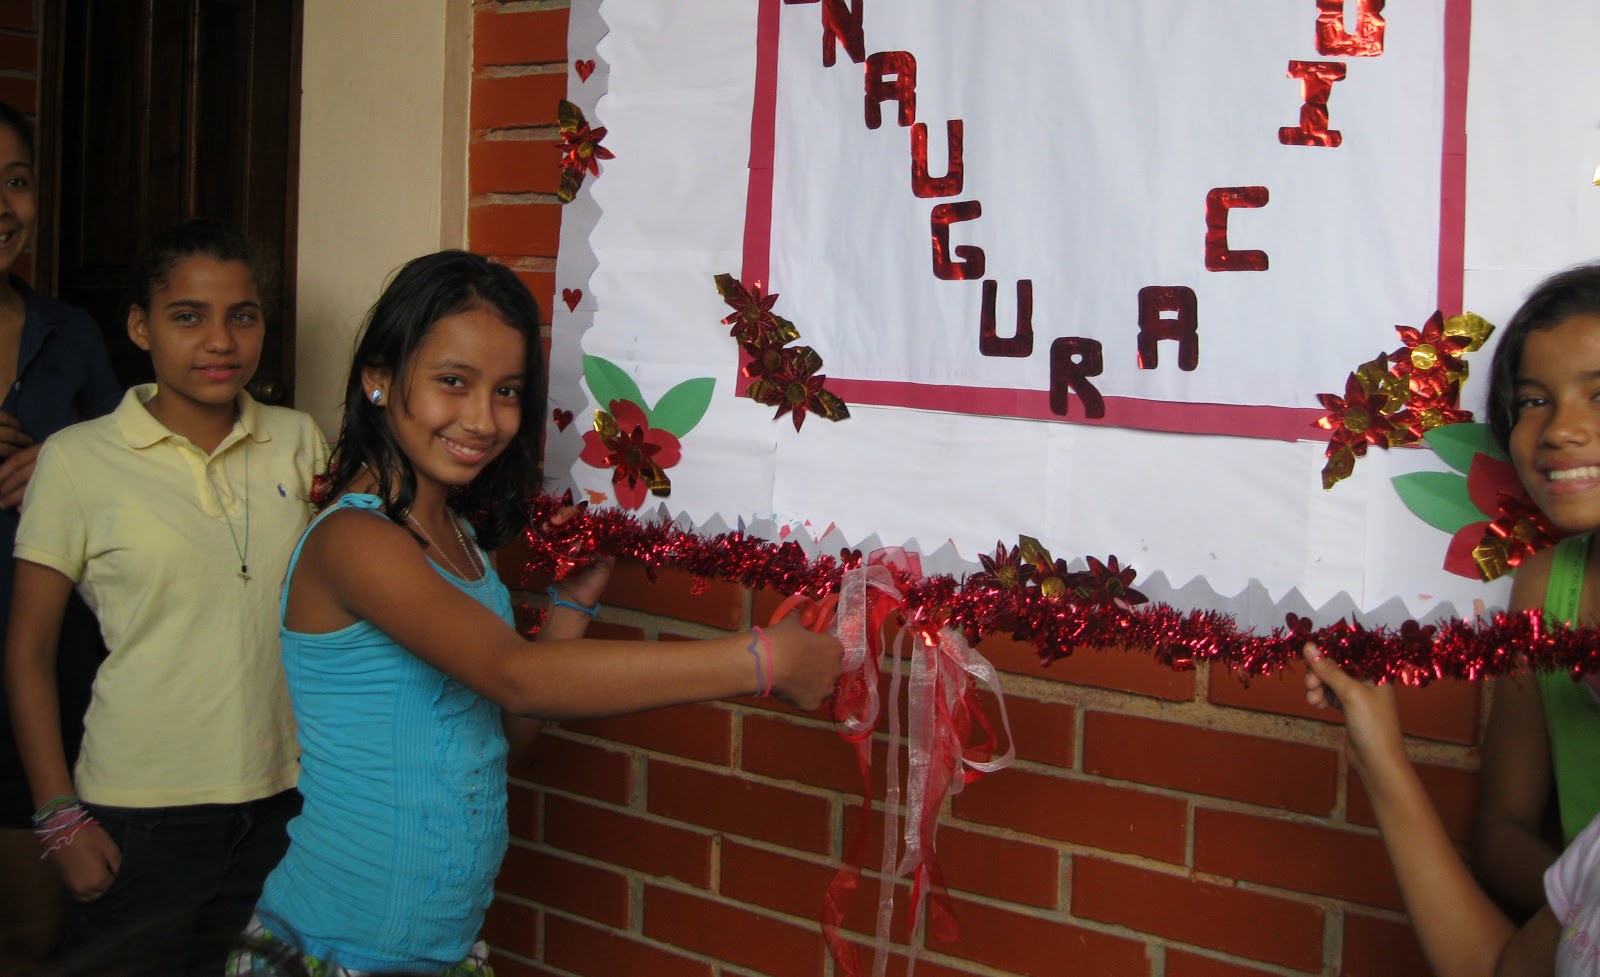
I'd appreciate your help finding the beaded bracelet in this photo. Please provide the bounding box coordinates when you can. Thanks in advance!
[546,586,601,619]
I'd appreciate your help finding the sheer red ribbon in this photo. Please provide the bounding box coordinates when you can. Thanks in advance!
[774,549,1015,977]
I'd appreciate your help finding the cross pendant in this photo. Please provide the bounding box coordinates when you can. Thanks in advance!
[239,564,251,582]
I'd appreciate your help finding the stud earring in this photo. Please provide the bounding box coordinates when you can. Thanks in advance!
[371,390,382,404]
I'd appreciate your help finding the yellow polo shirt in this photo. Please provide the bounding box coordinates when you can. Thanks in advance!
[16,384,327,807]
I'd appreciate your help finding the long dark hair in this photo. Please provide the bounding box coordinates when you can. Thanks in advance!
[0,100,35,162]
[320,250,545,549]
[1486,262,1600,451]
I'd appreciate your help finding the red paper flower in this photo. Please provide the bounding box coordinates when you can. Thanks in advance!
[1067,555,1148,607]
[579,400,681,510]
[1472,492,1565,580]
[968,542,1034,592]
[744,346,849,431]
[1390,312,1472,399]
[1316,354,1410,488]
[715,274,800,350]
[556,100,616,203]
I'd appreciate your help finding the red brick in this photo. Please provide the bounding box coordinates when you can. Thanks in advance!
[0,2,33,32]
[471,137,563,195]
[1211,663,1482,745]
[720,840,852,924]
[1164,950,1282,977]
[602,559,745,629]
[1193,808,1403,911]
[544,914,714,977]
[979,633,1197,701]
[1342,911,1430,977]
[563,701,733,765]
[644,885,825,977]
[1082,712,1338,815]
[498,844,629,927]
[977,689,1074,768]
[520,732,632,805]
[545,794,713,887]
[471,72,568,130]
[648,760,831,853]
[953,766,1186,863]
[844,807,1060,909]
[837,943,994,977]
[470,202,563,258]
[474,7,569,68]
[482,897,540,959]
[0,30,36,73]
[1348,761,1479,844]
[484,953,559,977]
[936,895,1149,977]
[1072,857,1324,971]
[742,712,866,793]
[505,781,542,844]
[0,75,32,113]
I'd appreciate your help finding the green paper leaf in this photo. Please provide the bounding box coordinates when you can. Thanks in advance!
[649,377,716,437]
[1392,471,1481,535]
[1423,422,1507,473]
[583,355,645,417]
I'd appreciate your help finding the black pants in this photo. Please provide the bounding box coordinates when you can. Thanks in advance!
[65,789,300,976]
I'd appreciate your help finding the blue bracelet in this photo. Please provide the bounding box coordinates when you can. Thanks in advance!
[546,586,601,619]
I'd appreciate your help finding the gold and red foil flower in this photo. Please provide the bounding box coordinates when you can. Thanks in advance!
[715,273,850,432]
[557,99,615,203]
[1317,312,1494,489]
[579,399,680,510]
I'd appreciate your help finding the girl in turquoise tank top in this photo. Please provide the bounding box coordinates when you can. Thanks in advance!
[244,252,844,974]
[1473,265,1600,923]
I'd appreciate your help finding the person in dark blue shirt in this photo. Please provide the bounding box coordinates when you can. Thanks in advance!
[0,100,121,968]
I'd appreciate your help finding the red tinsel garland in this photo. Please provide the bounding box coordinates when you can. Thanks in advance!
[517,495,1600,686]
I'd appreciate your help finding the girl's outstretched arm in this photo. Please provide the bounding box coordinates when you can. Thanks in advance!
[294,508,843,718]
[1473,551,1560,918]
[4,560,121,900]
[1302,646,1551,977]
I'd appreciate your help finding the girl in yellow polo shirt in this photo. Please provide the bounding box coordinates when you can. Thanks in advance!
[4,219,325,967]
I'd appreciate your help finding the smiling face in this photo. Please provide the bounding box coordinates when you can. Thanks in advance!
[0,123,36,276]
[366,305,527,504]
[1509,313,1600,533]
[128,255,264,423]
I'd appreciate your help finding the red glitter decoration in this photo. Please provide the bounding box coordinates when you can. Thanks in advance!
[578,400,681,510]
[515,494,1600,685]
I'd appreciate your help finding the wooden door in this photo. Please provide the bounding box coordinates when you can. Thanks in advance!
[37,0,301,405]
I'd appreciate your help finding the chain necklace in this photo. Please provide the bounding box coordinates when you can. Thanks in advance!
[206,444,250,582]
[404,510,488,599]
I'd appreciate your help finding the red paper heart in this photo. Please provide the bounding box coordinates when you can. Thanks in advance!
[574,59,595,82]
[562,288,582,311]
[552,408,573,431]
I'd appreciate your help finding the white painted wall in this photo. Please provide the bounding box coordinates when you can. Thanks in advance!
[294,0,471,436]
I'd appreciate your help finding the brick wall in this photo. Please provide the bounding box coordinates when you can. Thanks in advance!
[469,3,1483,975]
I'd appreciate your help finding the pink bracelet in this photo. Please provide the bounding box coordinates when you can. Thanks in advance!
[752,626,773,696]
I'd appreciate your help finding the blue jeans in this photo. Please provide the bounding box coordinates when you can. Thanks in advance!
[66,790,299,975]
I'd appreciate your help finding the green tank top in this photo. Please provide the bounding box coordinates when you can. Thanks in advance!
[1538,532,1600,843]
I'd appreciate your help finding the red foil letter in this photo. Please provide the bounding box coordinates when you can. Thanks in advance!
[1136,286,1199,371]
[1049,337,1105,419]
[931,201,984,281]
[912,120,964,198]
[1278,61,1347,148]
[1316,0,1385,57]
[1205,187,1269,272]
[978,279,1033,358]
[865,51,917,130]
[782,0,866,66]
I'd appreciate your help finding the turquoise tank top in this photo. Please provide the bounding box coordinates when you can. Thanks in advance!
[255,495,512,972]
[1539,532,1600,843]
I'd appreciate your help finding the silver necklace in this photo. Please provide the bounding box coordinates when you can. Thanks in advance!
[207,445,250,582]
[405,510,487,598]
